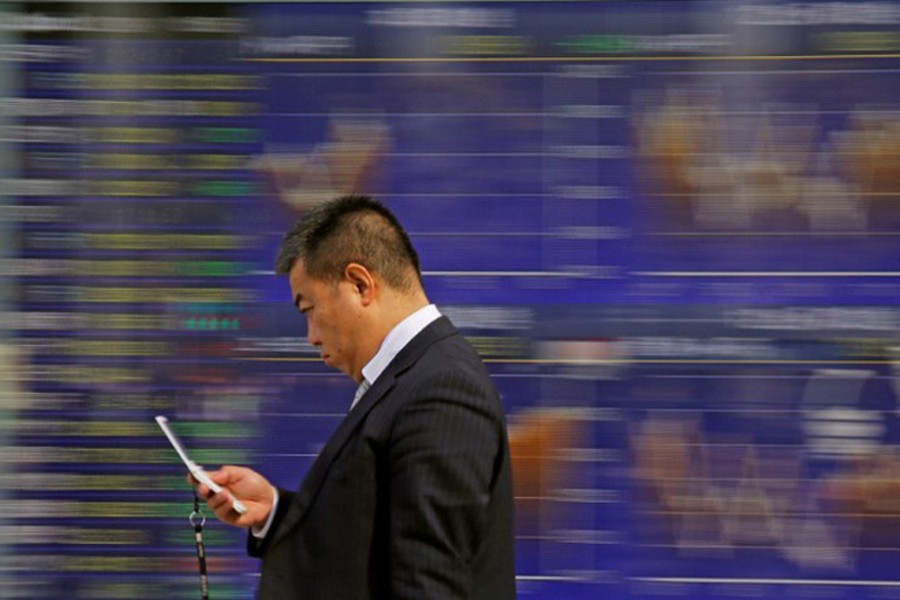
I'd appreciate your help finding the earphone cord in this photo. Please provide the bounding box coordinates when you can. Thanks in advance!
[191,493,211,600]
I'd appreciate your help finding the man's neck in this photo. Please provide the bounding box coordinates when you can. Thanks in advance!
[353,292,429,383]
[381,292,429,334]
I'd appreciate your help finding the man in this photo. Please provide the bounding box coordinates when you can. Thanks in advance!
[194,195,517,599]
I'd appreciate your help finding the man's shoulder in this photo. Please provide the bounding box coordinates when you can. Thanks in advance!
[418,324,487,371]
[400,330,497,400]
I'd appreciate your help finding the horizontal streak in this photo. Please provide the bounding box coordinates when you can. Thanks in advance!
[387,192,545,197]
[488,358,891,364]
[390,151,545,157]
[645,374,828,379]
[422,270,596,277]
[635,271,900,277]
[384,150,624,158]
[258,413,344,418]
[631,577,900,587]
[637,408,865,413]
[645,109,900,115]
[649,231,900,237]
[242,357,891,365]
[269,112,555,117]
[652,191,899,196]
[416,231,621,239]
[414,232,552,237]
[258,453,318,458]
[652,68,900,75]
[271,71,551,77]
[646,510,897,519]
[516,575,591,583]
[250,270,597,277]
[246,53,900,63]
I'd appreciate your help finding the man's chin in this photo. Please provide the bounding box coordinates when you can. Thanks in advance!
[322,355,344,372]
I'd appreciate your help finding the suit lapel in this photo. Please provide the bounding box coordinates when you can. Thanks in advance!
[269,317,457,549]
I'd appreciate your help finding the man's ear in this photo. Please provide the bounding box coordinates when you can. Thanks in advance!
[344,263,376,306]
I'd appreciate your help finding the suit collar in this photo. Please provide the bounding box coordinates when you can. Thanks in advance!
[360,304,441,389]
[363,315,456,387]
[269,316,458,548]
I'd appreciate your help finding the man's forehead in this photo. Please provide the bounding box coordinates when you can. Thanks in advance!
[288,260,308,306]
[288,257,308,277]
[288,259,315,285]
[288,260,332,305]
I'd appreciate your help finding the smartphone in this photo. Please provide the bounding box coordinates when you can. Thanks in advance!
[155,415,247,515]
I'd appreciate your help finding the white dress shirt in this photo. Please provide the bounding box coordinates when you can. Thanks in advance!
[352,303,441,410]
[253,304,441,538]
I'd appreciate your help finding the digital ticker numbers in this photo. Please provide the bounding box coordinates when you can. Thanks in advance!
[3,4,262,597]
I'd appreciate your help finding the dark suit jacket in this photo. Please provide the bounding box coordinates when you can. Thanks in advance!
[248,317,516,599]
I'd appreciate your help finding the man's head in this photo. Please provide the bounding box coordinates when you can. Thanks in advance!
[275,195,427,381]
[275,194,421,289]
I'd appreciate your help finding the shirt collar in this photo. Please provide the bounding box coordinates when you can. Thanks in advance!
[360,304,441,389]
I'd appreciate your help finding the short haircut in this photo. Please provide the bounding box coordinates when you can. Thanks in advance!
[275,195,422,291]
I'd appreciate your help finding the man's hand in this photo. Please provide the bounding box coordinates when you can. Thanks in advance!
[188,465,275,529]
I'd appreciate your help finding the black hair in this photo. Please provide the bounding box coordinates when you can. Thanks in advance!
[275,195,422,291]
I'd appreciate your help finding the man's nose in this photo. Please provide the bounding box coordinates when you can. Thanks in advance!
[307,322,321,346]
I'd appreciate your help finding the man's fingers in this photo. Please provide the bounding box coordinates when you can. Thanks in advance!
[204,466,242,488]
[208,468,231,485]
[207,490,229,510]
[208,492,242,523]
[184,473,215,500]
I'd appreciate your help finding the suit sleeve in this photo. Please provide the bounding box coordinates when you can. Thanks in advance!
[247,488,294,558]
[388,370,502,598]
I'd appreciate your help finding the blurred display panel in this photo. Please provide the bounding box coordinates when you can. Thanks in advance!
[1,1,899,598]
[2,4,265,598]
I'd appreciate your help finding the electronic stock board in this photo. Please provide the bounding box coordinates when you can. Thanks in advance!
[1,1,899,598]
